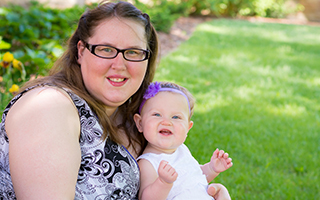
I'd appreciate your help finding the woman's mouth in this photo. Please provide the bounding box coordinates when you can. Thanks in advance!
[108,77,126,82]
[107,77,128,86]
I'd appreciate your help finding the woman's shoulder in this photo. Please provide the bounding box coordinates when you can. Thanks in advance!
[15,86,76,110]
[6,86,79,130]
[5,85,81,140]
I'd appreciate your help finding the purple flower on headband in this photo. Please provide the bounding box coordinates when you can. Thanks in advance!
[143,82,161,100]
[139,81,191,114]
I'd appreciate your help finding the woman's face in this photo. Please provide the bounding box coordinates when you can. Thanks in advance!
[77,17,148,115]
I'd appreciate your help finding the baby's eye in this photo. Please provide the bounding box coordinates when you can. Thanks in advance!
[153,113,161,117]
[172,115,181,119]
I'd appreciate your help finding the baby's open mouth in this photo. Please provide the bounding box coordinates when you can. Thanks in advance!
[159,129,172,136]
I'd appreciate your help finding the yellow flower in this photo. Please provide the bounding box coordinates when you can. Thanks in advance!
[0,60,10,68]
[2,52,14,63]
[12,59,22,71]
[9,84,19,94]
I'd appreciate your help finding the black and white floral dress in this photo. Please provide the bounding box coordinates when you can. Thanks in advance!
[0,85,140,200]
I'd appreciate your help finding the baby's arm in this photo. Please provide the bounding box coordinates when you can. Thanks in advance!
[201,148,233,183]
[138,159,178,200]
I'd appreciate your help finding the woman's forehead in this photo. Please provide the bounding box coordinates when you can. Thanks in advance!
[89,17,147,48]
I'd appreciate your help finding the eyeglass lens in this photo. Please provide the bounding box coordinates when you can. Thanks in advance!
[94,45,147,61]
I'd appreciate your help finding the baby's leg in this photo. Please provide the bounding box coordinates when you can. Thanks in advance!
[207,183,231,200]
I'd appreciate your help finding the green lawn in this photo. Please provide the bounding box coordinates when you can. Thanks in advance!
[155,19,320,199]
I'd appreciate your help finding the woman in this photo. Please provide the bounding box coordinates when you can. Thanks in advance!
[0,1,158,199]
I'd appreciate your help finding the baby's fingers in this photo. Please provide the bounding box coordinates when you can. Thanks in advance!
[226,158,233,168]
[159,160,169,169]
[212,148,220,158]
[158,160,178,183]
[217,150,226,158]
[223,152,229,158]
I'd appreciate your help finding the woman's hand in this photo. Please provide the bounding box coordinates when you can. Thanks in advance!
[208,183,231,200]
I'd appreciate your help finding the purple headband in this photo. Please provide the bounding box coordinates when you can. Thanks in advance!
[139,82,191,114]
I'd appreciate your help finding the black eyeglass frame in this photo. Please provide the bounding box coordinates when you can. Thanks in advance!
[84,42,150,62]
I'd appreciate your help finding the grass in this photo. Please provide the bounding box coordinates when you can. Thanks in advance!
[155,19,320,199]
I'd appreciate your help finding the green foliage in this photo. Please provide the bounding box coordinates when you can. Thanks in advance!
[135,0,303,27]
[0,36,11,49]
[251,0,301,18]
[0,1,88,77]
[0,1,92,113]
[0,51,26,111]
[184,0,301,18]
[156,19,320,199]
[134,0,189,33]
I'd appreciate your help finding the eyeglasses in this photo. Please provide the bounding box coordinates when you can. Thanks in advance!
[84,42,150,62]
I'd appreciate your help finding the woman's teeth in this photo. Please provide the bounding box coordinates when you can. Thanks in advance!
[109,78,125,82]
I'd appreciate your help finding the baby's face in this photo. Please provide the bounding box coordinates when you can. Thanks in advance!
[135,91,193,153]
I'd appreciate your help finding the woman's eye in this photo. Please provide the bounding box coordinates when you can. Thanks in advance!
[102,47,113,53]
[126,50,139,55]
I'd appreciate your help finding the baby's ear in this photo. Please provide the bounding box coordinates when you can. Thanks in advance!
[133,113,143,132]
[188,121,194,130]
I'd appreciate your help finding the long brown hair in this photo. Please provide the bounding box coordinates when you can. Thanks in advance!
[21,1,159,155]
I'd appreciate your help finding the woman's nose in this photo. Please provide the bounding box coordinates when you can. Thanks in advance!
[111,53,126,70]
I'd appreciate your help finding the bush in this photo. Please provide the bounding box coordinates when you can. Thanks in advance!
[0,51,26,111]
[134,0,189,33]
[182,0,301,18]
[0,1,92,113]
[0,1,89,77]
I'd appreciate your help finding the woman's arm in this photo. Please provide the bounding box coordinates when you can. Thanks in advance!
[6,87,81,199]
[138,159,177,200]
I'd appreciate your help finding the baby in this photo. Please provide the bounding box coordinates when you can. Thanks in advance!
[134,81,233,200]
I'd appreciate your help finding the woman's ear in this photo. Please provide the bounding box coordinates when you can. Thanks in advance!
[77,40,85,65]
[133,113,143,132]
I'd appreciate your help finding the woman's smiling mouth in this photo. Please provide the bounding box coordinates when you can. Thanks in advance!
[107,77,128,86]
[108,77,126,82]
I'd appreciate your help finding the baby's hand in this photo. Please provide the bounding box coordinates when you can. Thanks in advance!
[209,149,233,173]
[158,160,178,184]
